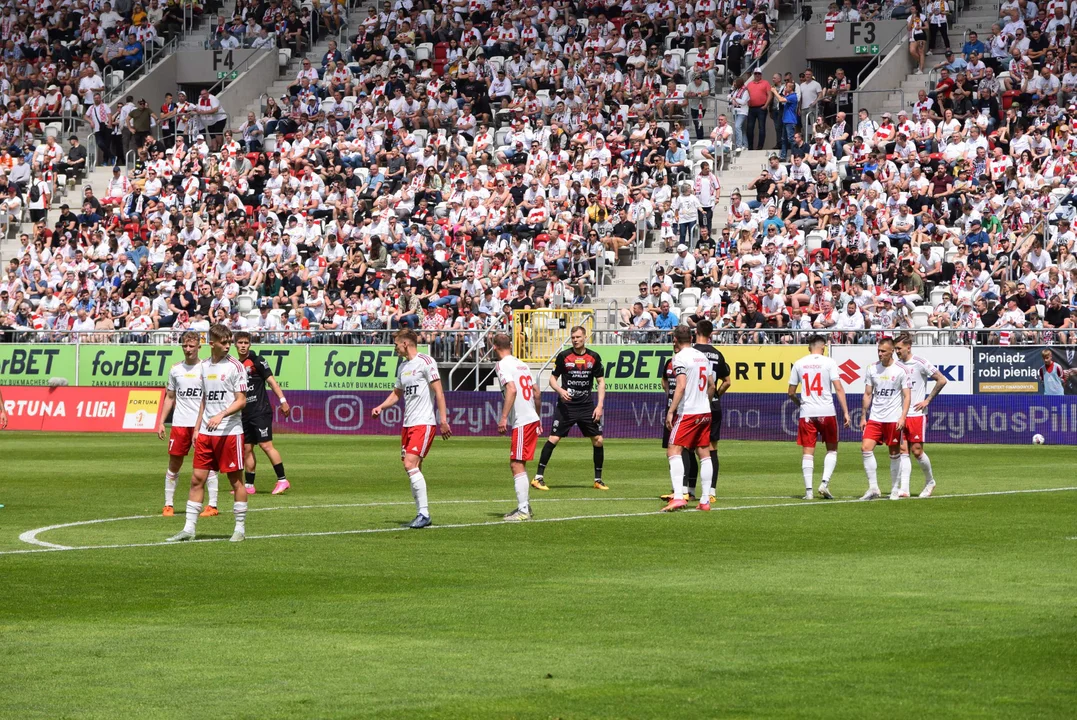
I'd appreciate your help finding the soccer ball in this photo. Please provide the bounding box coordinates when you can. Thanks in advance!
[1032,434,1045,445]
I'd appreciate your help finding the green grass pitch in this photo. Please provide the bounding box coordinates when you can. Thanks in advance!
[0,433,1074,719]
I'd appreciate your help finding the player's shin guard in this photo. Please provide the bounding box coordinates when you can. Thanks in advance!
[165,470,178,506]
[272,462,287,481]
[862,451,879,492]
[918,452,935,485]
[899,453,912,494]
[536,441,556,476]
[593,445,604,481]
[889,455,901,493]
[668,454,685,497]
[801,455,814,491]
[699,455,714,500]
[407,468,429,516]
[233,501,247,534]
[513,473,530,513]
[207,472,219,508]
[183,500,202,535]
[821,450,838,485]
[682,449,698,494]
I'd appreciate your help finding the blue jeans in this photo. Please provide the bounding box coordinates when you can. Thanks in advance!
[429,295,459,308]
[679,221,697,248]
[747,106,768,150]
[391,314,419,329]
[734,114,747,149]
[780,123,796,160]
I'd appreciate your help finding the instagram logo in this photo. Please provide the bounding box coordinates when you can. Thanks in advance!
[325,395,364,431]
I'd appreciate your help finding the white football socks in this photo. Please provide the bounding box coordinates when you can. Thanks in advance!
[183,500,201,535]
[407,468,429,516]
[513,473,530,513]
[889,455,901,493]
[668,454,685,498]
[233,501,247,534]
[699,456,714,500]
[862,451,879,492]
[918,452,935,485]
[821,450,837,485]
[164,470,178,506]
[801,455,814,491]
[899,453,912,494]
[207,471,219,508]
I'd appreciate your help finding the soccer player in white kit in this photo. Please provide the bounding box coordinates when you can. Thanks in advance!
[894,334,947,498]
[157,331,220,517]
[788,334,851,500]
[168,324,250,543]
[662,326,715,513]
[372,329,452,529]
[492,333,542,522]
[860,338,912,501]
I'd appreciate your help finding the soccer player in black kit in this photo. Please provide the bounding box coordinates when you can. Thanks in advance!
[234,332,293,495]
[533,325,608,491]
[661,320,731,501]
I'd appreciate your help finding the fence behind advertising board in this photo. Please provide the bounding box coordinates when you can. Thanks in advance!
[268,391,1077,445]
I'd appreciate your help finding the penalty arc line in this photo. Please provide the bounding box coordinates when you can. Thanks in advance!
[15,495,799,550]
[5,486,1076,557]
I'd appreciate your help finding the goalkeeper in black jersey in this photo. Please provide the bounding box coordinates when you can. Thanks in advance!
[533,326,608,491]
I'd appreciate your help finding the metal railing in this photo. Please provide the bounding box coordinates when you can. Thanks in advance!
[587,327,1073,346]
[856,20,909,89]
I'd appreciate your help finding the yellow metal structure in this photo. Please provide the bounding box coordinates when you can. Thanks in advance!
[512,310,595,362]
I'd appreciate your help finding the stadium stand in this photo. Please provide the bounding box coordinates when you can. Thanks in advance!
[0,0,1073,357]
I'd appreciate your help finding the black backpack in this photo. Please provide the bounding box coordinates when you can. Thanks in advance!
[29,183,40,203]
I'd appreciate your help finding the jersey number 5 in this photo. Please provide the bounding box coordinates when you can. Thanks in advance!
[698,367,708,391]
[519,374,534,401]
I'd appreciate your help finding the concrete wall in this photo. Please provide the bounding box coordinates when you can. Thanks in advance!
[115,54,178,109]
[805,20,907,59]
[218,50,280,129]
[106,50,278,130]
[857,39,915,118]
[757,25,808,83]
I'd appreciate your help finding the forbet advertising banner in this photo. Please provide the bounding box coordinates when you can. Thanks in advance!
[1,386,162,432]
[594,345,812,393]
[830,346,972,394]
[307,346,412,390]
[974,346,1077,394]
[0,346,77,386]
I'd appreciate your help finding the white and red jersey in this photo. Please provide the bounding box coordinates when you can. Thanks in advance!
[866,361,911,422]
[903,354,939,418]
[672,347,712,416]
[789,353,842,419]
[166,361,204,427]
[395,352,440,427]
[199,355,247,437]
[496,354,539,428]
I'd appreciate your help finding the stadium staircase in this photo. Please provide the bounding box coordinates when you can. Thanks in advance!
[876,4,1000,118]
[588,149,772,330]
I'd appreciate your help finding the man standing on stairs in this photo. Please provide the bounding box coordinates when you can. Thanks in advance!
[746,68,772,151]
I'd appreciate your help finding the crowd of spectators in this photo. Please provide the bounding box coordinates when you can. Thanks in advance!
[2,0,784,355]
[620,0,1077,346]
[5,0,1071,354]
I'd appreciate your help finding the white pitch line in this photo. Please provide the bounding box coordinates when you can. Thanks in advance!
[15,495,799,549]
[4,486,1075,557]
